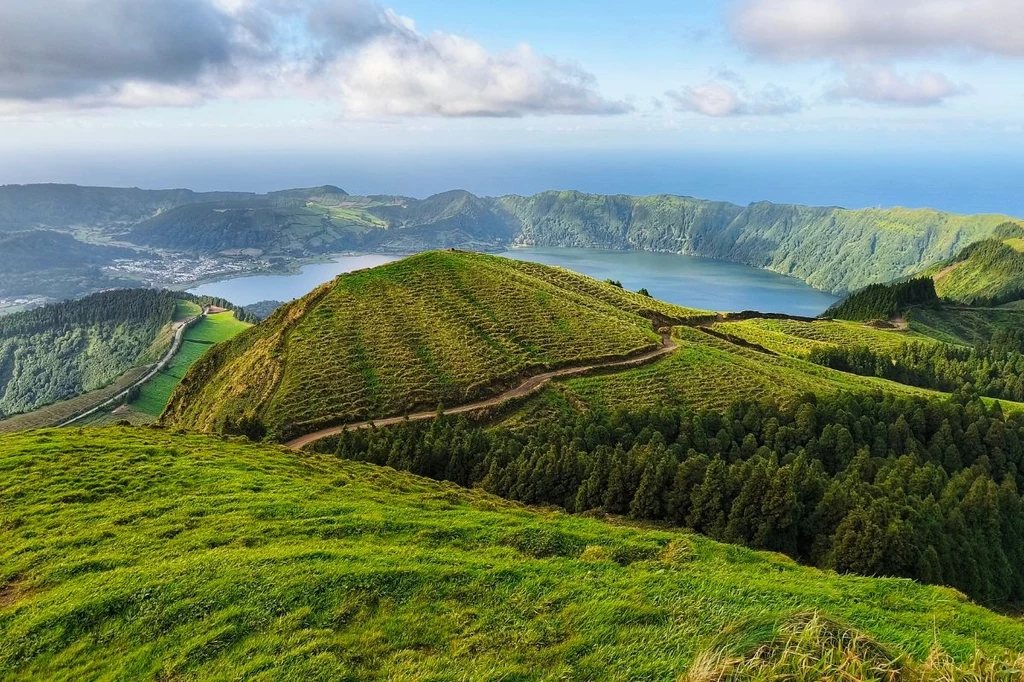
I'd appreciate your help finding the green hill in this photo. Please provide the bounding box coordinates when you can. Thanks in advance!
[824,277,939,321]
[512,324,938,423]
[162,251,709,440]
[926,223,1024,305]
[0,290,181,419]
[3,184,1019,297]
[0,230,143,300]
[1,428,1023,680]
[0,184,258,232]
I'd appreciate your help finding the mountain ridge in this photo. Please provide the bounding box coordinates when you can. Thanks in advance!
[3,183,1018,296]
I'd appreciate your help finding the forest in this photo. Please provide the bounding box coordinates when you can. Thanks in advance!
[319,390,1024,605]
[809,327,1024,403]
[0,289,178,417]
[824,277,939,321]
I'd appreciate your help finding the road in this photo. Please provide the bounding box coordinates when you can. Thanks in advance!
[59,308,207,427]
[285,332,678,451]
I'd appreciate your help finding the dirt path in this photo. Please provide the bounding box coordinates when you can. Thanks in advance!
[59,308,207,427]
[285,332,678,451]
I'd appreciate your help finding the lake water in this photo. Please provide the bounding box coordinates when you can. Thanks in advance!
[189,248,838,316]
[187,255,401,305]
[499,248,837,316]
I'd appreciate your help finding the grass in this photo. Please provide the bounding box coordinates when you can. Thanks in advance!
[508,326,944,426]
[130,312,250,417]
[1005,237,1024,253]
[683,613,1024,681]
[162,251,710,440]
[928,239,1024,305]
[173,300,202,322]
[906,305,1024,345]
[709,318,936,358]
[2,427,1023,680]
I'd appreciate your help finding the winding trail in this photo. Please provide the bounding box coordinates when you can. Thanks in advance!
[285,331,678,451]
[60,308,207,427]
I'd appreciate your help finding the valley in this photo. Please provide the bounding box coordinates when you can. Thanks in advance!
[1,183,1019,312]
[3,191,1024,680]
[7,3,1024,677]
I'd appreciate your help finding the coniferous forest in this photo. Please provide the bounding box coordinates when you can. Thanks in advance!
[321,391,1024,605]
[0,289,179,417]
[809,327,1024,403]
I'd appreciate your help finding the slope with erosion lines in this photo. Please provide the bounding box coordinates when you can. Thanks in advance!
[505,325,960,428]
[708,318,939,358]
[162,251,709,440]
[286,330,679,450]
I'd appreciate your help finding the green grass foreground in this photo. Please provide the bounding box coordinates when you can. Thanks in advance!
[1,428,1023,680]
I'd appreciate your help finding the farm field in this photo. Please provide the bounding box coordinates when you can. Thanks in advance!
[162,251,711,440]
[2,427,1023,680]
[709,318,936,358]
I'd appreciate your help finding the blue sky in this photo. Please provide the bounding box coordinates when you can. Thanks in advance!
[0,0,1022,189]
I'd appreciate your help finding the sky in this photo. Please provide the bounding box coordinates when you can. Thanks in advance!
[1,0,1022,203]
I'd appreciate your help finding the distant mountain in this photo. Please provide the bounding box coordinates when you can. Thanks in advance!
[0,183,255,231]
[0,230,143,299]
[1,183,1018,295]
[495,192,1013,295]
[143,189,1013,294]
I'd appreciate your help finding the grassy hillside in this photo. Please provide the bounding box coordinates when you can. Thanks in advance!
[907,306,1024,346]
[514,325,938,424]
[0,290,180,419]
[709,318,937,357]
[129,312,250,418]
[498,192,1014,294]
[928,230,1024,306]
[2,428,1023,679]
[163,251,709,440]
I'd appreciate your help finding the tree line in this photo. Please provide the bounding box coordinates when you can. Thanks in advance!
[809,328,1024,403]
[0,288,178,337]
[0,289,179,417]
[825,278,938,322]
[319,391,1024,605]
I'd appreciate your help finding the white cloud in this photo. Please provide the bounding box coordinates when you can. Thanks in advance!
[337,32,629,117]
[666,82,803,117]
[828,66,969,106]
[728,0,1007,108]
[0,0,627,118]
[731,0,1024,61]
